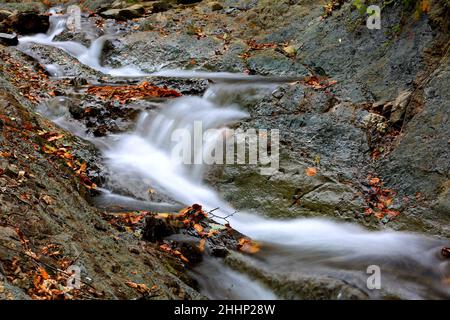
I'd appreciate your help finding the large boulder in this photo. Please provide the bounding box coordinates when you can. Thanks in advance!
[1,12,50,35]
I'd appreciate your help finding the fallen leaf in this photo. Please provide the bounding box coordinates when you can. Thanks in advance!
[193,224,204,234]
[198,239,206,252]
[238,238,260,254]
[305,167,317,177]
[41,195,53,205]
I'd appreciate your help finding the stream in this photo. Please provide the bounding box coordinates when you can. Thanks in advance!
[16,11,450,300]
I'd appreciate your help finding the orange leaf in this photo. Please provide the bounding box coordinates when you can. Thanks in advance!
[47,134,64,142]
[238,238,260,254]
[198,239,206,252]
[305,167,317,177]
[421,0,430,13]
[38,267,49,280]
[193,224,204,234]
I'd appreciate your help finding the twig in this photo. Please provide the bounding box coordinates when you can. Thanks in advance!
[207,207,238,224]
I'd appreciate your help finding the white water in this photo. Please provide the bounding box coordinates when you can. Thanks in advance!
[24,12,450,299]
[103,87,449,299]
[19,13,147,77]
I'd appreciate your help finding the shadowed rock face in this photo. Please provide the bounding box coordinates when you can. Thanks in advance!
[0,12,50,35]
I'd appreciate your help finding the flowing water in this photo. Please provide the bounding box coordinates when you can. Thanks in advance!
[18,12,450,300]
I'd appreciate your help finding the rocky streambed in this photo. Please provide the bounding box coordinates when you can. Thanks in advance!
[0,0,449,300]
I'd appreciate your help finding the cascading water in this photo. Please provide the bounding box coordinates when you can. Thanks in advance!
[104,85,450,300]
[18,12,147,77]
[22,11,450,299]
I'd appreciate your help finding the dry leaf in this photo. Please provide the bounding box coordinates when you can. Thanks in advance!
[198,239,206,252]
[238,238,260,254]
[305,167,317,177]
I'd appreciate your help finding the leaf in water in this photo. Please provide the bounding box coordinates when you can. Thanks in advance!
[238,238,260,254]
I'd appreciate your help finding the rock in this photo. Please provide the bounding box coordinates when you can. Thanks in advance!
[282,45,297,57]
[151,1,173,14]
[0,10,12,21]
[100,5,146,20]
[9,12,50,35]
[211,246,229,258]
[0,32,18,46]
[390,90,411,124]
[177,0,203,4]
[378,62,450,207]
[142,215,176,242]
[209,2,223,11]
[111,0,126,9]
[179,242,203,264]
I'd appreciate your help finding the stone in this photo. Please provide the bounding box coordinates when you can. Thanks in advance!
[151,1,173,14]
[209,2,223,11]
[10,12,50,35]
[142,215,176,242]
[0,10,12,21]
[100,4,146,20]
[0,32,18,46]
[282,45,297,57]
[390,90,411,124]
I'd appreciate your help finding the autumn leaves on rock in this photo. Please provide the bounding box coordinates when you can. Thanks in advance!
[87,81,182,104]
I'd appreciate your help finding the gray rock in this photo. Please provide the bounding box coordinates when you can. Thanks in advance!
[0,32,18,46]
[3,12,50,35]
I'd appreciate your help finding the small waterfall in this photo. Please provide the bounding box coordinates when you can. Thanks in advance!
[105,92,247,211]
[18,12,147,77]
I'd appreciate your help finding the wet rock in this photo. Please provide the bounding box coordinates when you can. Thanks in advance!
[100,5,146,20]
[179,242,203,264]
[151,2,173,14]
[211,246,229,258]
[143,215,176,242]
[9,12,50,35]
[300,183,366,217]
[224,252,370,300]
[0,32,18,46]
